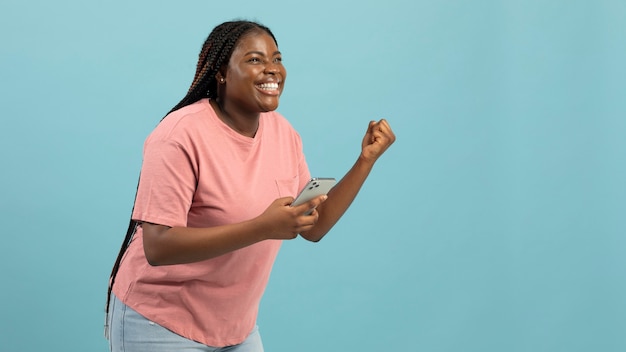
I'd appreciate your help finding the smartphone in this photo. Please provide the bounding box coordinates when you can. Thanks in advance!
[291,177,336,213]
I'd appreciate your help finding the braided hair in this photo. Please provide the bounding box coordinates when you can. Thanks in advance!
[104,20,278,329]
[167,20,278,116]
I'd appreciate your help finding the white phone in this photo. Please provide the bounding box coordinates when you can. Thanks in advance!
[291,177,336,213]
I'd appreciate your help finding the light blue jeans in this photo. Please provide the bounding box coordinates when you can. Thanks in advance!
[107,294,264,352]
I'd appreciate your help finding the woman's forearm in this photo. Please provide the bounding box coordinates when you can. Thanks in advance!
[142,220,269,265]
[300,156,375,242]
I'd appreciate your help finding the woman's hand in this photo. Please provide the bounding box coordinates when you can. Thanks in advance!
[254,195,328,240]
[360,119,396,163]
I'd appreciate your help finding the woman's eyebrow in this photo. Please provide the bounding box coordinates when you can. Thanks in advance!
[245,50,282,56]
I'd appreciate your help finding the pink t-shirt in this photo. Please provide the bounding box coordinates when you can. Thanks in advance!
[113,99,310,347]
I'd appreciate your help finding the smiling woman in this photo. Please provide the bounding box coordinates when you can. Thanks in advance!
[104,19,395,352]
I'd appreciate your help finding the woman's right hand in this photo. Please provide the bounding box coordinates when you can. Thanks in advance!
[255,195,328,240]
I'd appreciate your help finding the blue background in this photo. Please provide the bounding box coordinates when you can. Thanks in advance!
[1,1,625,351]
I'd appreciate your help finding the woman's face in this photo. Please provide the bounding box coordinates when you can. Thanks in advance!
[221,31,286,113]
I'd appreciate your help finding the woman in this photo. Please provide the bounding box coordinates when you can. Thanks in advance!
[106,20,395,351]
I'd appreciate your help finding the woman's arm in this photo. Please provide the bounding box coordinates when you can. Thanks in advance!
[300,119,396,242]
[142,195,327,266]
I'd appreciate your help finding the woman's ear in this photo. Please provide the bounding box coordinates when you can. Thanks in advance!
[216,72,226,84]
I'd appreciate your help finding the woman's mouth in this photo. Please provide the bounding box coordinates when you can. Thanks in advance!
[256,82,280,94]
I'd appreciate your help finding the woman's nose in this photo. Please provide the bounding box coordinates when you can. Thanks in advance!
[265,63,279,74]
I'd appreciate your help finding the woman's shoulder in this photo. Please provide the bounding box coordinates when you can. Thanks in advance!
[162,99,213,128]
[148,100,214,140]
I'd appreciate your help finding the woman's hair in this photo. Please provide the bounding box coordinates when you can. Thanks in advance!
[167,20,277,115]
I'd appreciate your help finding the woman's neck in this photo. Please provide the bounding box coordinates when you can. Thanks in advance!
[211,99,259,138]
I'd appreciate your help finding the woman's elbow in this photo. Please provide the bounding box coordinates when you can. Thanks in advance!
[141,223,173,266]
[143,243,168,266]
[299,230,326,243]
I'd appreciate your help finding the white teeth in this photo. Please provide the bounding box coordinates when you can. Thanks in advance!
[257,82,279,90]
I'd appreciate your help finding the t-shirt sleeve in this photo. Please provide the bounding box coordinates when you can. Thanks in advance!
[132,138,197,227]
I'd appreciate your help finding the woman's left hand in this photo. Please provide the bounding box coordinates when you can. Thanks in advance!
[360,119,396,163]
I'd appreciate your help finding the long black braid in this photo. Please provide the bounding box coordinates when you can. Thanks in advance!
[104,20,278,331]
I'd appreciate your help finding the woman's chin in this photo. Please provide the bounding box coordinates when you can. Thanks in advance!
[259,98,280,112]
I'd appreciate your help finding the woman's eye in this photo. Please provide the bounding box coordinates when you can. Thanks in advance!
[273,57,283,63]
[248,57,262,63]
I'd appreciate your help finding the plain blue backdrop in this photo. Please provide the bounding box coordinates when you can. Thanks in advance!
[1,1,625,351]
